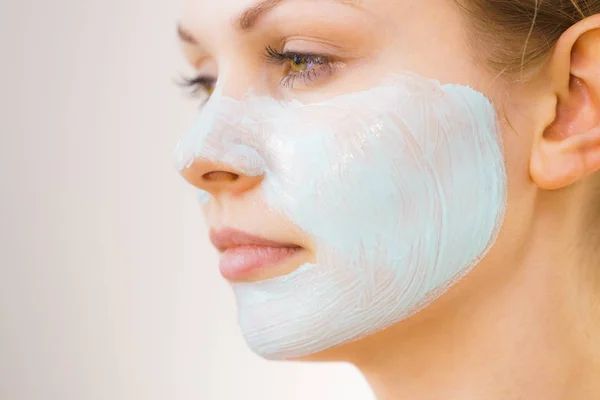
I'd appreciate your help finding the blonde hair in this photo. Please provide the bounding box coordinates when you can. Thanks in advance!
[454,0,600,79]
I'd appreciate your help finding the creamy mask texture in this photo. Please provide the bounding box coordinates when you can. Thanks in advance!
[173,71,508,360]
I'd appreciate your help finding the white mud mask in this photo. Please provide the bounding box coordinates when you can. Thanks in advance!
[173,71,508,360]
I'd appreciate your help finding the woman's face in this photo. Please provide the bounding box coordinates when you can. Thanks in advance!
[176,0,539,359]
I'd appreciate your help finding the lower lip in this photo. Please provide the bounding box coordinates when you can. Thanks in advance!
[218,245,303,281]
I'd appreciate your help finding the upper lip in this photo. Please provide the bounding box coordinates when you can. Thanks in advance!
[209,227,301,252]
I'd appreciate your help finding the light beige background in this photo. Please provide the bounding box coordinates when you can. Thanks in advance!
[0,0,374,399]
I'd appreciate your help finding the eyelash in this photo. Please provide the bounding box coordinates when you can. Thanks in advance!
[262,45,336,88]
[179,46,338,99]
[178,75,216,98]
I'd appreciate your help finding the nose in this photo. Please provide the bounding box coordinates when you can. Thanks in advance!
[179,158,263,197]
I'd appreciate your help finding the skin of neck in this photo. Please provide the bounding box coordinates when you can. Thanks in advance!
[302,183,600,400]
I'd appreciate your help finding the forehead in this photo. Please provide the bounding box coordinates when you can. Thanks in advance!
[181,0,364,21]
[178,0,445,40]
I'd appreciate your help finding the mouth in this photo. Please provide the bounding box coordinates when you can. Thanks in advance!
[209,227,306,282]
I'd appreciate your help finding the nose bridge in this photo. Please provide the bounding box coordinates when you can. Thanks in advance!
[217,60,260,100]
[174,74,267,197]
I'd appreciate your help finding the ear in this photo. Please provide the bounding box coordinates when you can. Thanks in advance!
[530,15,600,190]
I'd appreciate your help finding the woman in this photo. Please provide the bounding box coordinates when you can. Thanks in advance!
[173,0,600,398]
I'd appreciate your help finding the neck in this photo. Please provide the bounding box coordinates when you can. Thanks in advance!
[349,204,600,400]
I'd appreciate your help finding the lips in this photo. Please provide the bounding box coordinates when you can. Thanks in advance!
[209,228,303,281]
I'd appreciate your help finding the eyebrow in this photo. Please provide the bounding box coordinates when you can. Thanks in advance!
[238,0,282,30]
[177,0,359,44]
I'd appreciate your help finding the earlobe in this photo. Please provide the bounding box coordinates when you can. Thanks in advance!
[530,18,600,190]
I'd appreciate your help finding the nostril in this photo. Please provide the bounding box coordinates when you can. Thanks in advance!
[203,171,239,182]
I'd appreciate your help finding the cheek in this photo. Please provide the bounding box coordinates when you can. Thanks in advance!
[487,82,540,193]
[499,118,536,191]
[260,75,508,271]
[475,110,539,267]
[498,104,538,187]
[495,98,540,220]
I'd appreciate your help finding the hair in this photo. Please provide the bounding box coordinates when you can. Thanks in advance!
[454,0,600,79]
[454,0,600,264]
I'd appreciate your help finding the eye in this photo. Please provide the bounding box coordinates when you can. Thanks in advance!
[263,46,343,89]
[177,74,217,101]
[288,54,310,72]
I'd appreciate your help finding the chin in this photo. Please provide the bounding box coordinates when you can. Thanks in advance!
[268,337,369,364]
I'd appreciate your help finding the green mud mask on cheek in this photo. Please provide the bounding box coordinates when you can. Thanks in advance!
[173,71,508,360]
